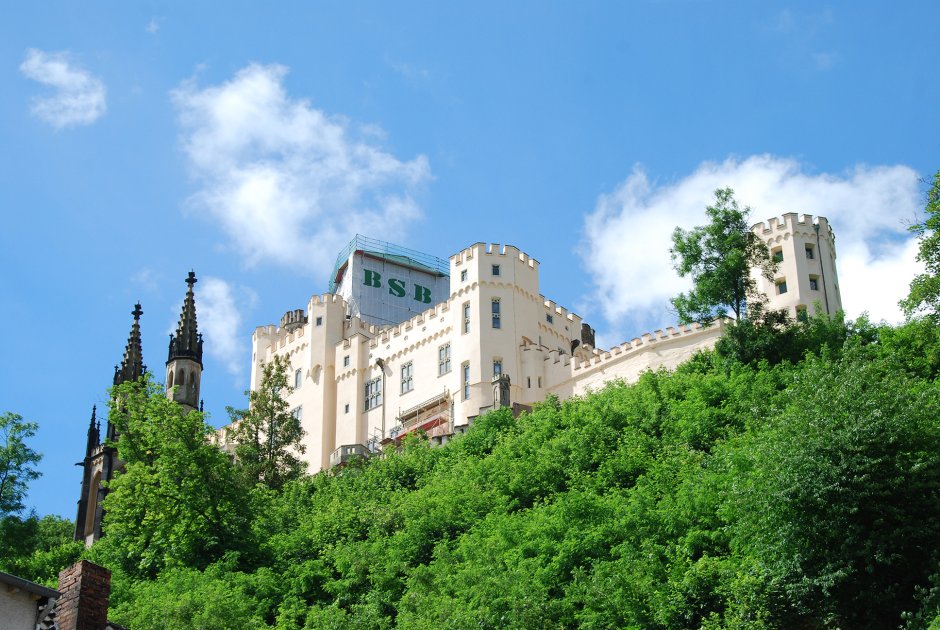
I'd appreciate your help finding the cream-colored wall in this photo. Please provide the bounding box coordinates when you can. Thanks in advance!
[0,587,44,630]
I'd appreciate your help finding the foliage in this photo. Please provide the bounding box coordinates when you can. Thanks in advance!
[0,513,83,587]
[95,374,252,578]
[227,354,306,490]
[671,188,776,323]
[0,412,42,517]
[902,170,940,319]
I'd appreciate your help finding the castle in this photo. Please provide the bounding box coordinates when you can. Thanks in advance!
[75,213,840,541]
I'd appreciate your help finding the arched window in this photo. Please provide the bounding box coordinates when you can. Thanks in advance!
[84,472,101,539]
[189,371,195,387]
[168,371,174,388]
[179,369,186,391]
[295,368,303,389]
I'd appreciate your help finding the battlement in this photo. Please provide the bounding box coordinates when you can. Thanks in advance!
[572,321,720,373]
[752,213,833,237]
[541,297,578,322]
[309,293,345,307]
[451,242,540,270]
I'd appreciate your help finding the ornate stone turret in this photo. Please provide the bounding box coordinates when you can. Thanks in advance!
[166,272,203,411]
[84,405,100,458]
[112,303,145,387]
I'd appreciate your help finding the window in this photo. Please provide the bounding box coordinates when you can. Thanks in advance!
[462,363,470,400]
[776,279,788,295]
[344,403,350,414]
[527,377,531,388]
[493,359,502,376]
[401,362,413,394]
[463,302,471,334]
[796,306,808,322]
[546,313,554,324]
[492,264,500,276]
[438,343,451,375]
[772,248,783,263]
[809,275,819,291]
[491,298,501,328]
[538,376,542,388]
[291,406,302,421]
[294,368,302,389]
[316,316,323,326]
[364,377,382,411]
[805,246,815,259]
[460,269,467,282]
[343,355,350,368]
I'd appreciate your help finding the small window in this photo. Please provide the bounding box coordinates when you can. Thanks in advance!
[491,298,501,329]
[316,316,323,326]
[772,248,783,263]
[364,377,382,411]
[546,313,554,324]
[493,359,502,376]
[538,376,542,388]
[776,279,788,295]
[805,246,815,260]
[796,306,809,322]
[463,302,471,334]
[809,275,819,291]
[462,363,470,401]
[492,264,500,276]
[344,403,350,414]
[438,343,451,376]
[460,269,467,282]
[343,355,350,367]
[294,368,302,389]
[291,406,302,421]
[401,362,414,394]
[527,377,531,388]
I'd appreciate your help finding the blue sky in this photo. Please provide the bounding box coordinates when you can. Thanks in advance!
[2,2,939,518]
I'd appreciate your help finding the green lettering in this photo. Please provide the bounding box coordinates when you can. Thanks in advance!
[413,284,432,304]
[364,270,381,288]
[388,278,406,298]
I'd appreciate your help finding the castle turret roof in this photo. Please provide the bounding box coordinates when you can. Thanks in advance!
[113,303,145,386]
[167,271,203,366]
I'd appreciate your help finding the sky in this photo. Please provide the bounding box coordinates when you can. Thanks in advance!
[2,1,939,519]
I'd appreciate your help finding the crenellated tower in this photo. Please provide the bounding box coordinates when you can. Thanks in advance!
[75,304,145,544]
[166,271,203,411]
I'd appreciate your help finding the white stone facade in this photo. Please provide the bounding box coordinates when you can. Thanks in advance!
[231,215,840,472]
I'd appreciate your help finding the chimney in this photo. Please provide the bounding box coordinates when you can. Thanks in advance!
[55,560,111,630]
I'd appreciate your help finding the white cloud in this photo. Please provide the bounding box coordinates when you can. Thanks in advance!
[581,155,923,343]
[197,276,255,379]
[171,63,431,272]
[145,18,162,34]
[19,49,106,129]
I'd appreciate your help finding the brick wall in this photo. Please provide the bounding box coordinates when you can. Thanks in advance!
[55,560,111,630]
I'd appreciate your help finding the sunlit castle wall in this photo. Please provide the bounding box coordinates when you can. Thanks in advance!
[330,235,451,327]
[751,214,842,319]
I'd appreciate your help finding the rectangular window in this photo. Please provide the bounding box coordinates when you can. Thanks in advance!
[492,264,500,276]
[344,403,350,414]
[316,316,323,326]
[364,377,382,411]
[772,248,783,263]
[491,298,501,329]
[805,246,815,259]
[809,275,819,291]
[291,406,302,421]
[493,359,502,376]
[463,302,470,334]
[776,279,788,295]
[538,376,542,388]
[343,355,350,367]
[546,313,554,324]
[294,368,303,389]
[462,362,470,400]
[527,377,531,388]
[796,306,808,322]
[438,343,451,376]
[460,269,467,282]
[401,362,413,394]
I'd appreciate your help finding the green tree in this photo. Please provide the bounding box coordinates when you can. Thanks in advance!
[227,355,306,490]
[671,188,776,323]
[0,513,83,587]
[902,170,940,319]
[0,412,42,517]
[97,375,251,577]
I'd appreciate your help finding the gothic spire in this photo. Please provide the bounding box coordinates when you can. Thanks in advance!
[84,405,100,457]
[167,271,203,366]
[113,303,146,386]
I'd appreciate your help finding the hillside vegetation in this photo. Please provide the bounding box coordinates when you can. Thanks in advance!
[83,315,940,629]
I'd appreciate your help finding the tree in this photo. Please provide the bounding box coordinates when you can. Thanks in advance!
[97,375,251,577]
[0,412,42,517]
[670,188,776,323]
[902,170,940,319]
[226,354,306,490]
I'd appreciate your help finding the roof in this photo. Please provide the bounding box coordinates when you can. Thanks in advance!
[329,235,450,293]
[0,571,60,600]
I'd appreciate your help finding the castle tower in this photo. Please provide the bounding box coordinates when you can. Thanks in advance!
[166,272,203,411]
[752,214,842,319]
[75,303,145,544]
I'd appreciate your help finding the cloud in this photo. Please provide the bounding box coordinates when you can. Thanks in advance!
[580,155,922,343]
[171,63,431,272]
[196,276,256,379]
[145,18,162,34]
[19,49,106,129]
